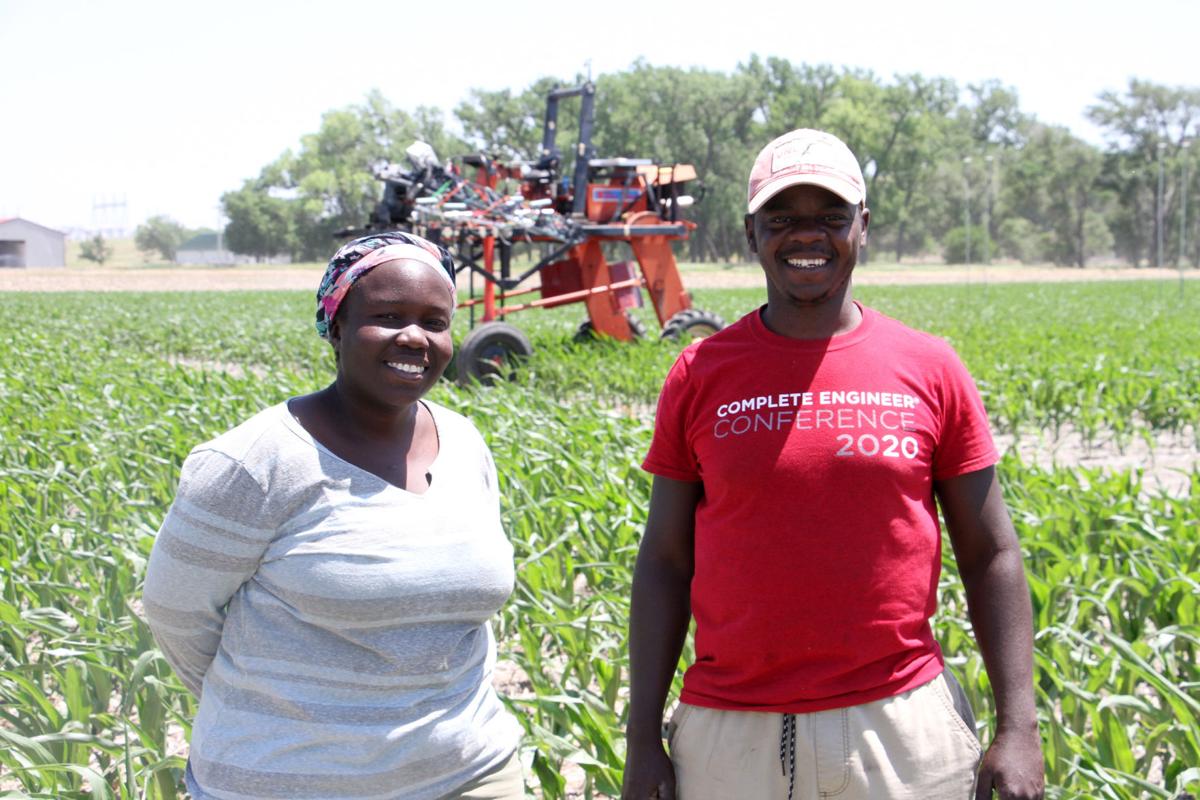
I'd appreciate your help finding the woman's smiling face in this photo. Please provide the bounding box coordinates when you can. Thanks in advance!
[330,259,455,410]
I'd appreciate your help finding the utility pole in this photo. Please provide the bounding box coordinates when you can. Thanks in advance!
[982,155,994,266]
[1181,139,1189,267]
[1181,137,1190,297]
[1156,141,1166,268]
[962,156,972,266]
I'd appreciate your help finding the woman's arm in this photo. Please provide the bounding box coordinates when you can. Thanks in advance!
[142,448,275,696]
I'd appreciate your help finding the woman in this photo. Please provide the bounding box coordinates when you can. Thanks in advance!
[143,232,524,800]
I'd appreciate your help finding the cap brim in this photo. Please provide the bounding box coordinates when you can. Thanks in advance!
[748,173,864,213]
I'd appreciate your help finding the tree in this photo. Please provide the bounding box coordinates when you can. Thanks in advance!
[459,64,764,262]
[219,62,1199,267]
[78,234,111,265]
[223,91,465,262]
[221,184,296,260]
[835,73,958,262]
[942,225,992,264]
[999,124,1111,267]
[963,80,1027,149]
[455,77,565,161]
[135,215,188,261]
[751,57,842,135]
[996,218,1045,264]
[596,62,763,261]
[1087,79,1200,265]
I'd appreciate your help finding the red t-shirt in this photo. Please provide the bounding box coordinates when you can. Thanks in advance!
[642,304,997,713]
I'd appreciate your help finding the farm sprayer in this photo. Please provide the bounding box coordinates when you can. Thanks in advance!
[342,82,725,384]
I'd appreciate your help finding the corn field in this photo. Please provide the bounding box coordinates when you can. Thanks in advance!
[1,281,1198,798]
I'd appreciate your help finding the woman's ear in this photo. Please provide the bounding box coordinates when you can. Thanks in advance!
[329,319,342,362]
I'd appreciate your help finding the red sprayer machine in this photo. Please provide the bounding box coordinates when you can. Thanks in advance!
[345,83,724,383]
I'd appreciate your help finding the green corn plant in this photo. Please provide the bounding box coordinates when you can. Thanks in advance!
[1,282,1197,798]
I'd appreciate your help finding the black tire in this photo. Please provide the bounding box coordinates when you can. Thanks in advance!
[456,322,533,386]
[660,309,726,342]
[573,314,648,343]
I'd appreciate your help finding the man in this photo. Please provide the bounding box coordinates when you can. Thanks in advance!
[622,129,1044,800]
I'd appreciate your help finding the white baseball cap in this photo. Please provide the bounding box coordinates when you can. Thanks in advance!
[747,129,866,213]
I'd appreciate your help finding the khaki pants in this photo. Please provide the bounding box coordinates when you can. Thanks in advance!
[668,671,982,800]
[443,751,526,799]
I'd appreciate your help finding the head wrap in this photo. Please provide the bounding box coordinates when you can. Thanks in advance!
[315,231,457,340]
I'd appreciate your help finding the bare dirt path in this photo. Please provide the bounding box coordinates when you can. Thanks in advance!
[0,266,326,292]
[3,264,1197,292]
[681,264,1200,289]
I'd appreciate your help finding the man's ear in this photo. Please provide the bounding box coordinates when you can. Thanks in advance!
[859,206,870,246]
[744,214,757,254]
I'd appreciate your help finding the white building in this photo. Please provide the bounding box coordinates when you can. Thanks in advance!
[0,217,66,267]
[176,233,289,265]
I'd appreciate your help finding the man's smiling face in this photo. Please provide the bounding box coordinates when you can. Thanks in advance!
[745,183,869,310]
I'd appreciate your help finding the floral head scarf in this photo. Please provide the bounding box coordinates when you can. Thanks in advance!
[315,231,456,340]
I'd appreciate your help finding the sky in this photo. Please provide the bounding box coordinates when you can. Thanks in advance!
[1,0,1196,234]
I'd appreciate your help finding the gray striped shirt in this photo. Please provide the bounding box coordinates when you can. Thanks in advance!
[143,401,522,800]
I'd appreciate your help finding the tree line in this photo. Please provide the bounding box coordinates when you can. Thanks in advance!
[219,58,1200,268]
[79,215,210,265]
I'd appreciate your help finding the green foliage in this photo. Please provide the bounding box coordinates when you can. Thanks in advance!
[221,184,296,259]
[213,64,1200,268]
[78,235,112,265]
[597,62,763,261]
[1002,123,1115,267]
[997,217,1046,264]
[456,77,566,161]
[1,281,1198,797]
[134,216,188,262]
[1088,79,1200,267]
[942,224,993,264]
[221,91,465,261]
[1044,209,1114,268]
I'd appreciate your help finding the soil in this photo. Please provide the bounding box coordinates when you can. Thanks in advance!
[685,264,1200,289]
[996,426,1196,498]
[0,266,327,292]
[3,264,1197,292]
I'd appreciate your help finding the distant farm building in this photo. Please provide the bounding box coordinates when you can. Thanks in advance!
[0,218,66,267]
[176,233,244,266]
[175,233,290,265]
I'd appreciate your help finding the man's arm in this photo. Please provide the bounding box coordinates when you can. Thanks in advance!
[936,465,1044,800]
[621,475,702,800]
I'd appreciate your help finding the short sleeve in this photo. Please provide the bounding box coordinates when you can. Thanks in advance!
[142,447,277,696]
[931,349,998,481]
[642,351,702,482]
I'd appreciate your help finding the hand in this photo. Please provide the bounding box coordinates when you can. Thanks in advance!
[975,727,1045,799]
[621,742,676,800]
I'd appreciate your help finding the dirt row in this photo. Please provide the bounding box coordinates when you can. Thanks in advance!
[687,264,1200,289]
[2,264,1197,292]
[994,426,1196,498]
[0,267,327,293]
